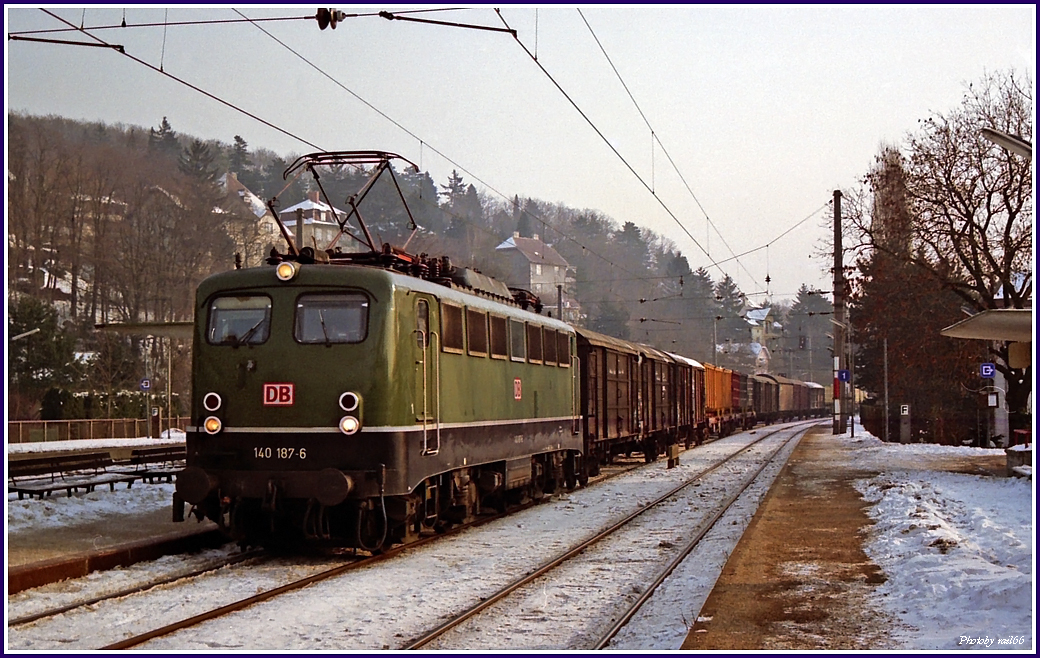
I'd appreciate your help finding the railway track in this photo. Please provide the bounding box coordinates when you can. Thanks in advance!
[404,422,813,650]
[7,442,645,650]
[7,422,815,651]
[7,549,266,628]
[95,455,651,650]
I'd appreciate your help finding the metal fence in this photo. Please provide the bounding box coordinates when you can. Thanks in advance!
[6,417,191,444]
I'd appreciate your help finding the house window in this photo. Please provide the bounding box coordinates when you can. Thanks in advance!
[534,264,542,276]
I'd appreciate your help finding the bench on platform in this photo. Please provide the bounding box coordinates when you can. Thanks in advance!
[114,446,186,483]
[7,452,140,499]
[126,446,186,467]
[8,451,113,481]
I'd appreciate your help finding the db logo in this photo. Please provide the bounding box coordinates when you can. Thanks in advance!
[263,383,294,406]
[514,378,522,401]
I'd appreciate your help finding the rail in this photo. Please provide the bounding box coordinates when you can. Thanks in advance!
[6,417,190,444]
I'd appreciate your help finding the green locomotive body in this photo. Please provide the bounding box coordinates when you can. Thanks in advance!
[177,260,582,548]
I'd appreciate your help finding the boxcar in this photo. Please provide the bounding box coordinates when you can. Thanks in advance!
[752,374,780,424]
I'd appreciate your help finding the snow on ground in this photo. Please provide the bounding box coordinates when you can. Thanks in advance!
[5,423,1035,650]
[7,482,178,532]
[841,426,1034,650]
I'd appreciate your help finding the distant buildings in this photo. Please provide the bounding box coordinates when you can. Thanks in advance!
[222,181,584,323]
[277,190,351,252]
[495,232,581,323]
[744,305,783,347]
[743,305,783,375]
[219,172,279,266]
[221,178,354,263]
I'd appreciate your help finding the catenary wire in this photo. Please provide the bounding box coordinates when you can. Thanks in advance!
[37,8,325,152]
[497,9,745,288]
[576,8,760,288]
[232,8,647,285]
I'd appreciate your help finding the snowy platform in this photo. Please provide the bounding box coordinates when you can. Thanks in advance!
[1005,443,1032,477]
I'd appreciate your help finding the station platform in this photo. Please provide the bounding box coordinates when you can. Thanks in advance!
[6,437,223,593]
[7,519,223,594]
[7,506,218,570]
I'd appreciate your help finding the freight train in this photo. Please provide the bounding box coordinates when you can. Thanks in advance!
[173,151,826,549]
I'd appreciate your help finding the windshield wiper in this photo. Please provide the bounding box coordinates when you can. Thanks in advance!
[233,317,266,347]
[318,310,331,347]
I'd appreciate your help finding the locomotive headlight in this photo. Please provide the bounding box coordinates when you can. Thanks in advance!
[203,392,222,412]
[203,416,223,434]
[339,415,361,435]
[275,261,298,281]
[339,391,360,412]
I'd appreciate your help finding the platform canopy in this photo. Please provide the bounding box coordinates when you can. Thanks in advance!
[940,309,1033,343]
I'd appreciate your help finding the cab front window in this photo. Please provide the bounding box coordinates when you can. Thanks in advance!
[207,295,272,345]
[295,293,369,344]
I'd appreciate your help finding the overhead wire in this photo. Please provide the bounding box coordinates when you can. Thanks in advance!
[232,8,648,286]
[706,201,832,267]
[9,7,461,35]
[576,8,759,289]
[36,8,325,152]
[25,7,828,308]
[495,9,736,287]
[23,7,641,300]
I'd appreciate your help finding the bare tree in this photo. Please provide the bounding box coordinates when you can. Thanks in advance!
[849,70,1033,433]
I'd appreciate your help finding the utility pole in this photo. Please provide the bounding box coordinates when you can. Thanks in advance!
[713,316,720,366]
[848,316,855,437]
[833,189,847,434]
[883,337,890,443]
[167,336,173,438]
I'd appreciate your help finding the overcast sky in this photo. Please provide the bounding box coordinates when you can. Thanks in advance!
[5,5,1035,302]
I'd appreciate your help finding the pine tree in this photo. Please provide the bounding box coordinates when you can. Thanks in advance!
[851,146,987,444]
[148,117,180,157]
[229,135,250,174]
[713,275,751,370]
[440,170,466,207]
[179,139,219,185]
[785,284,832,383]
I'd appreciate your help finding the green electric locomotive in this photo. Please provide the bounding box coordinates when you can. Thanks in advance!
[175,152,582,549]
